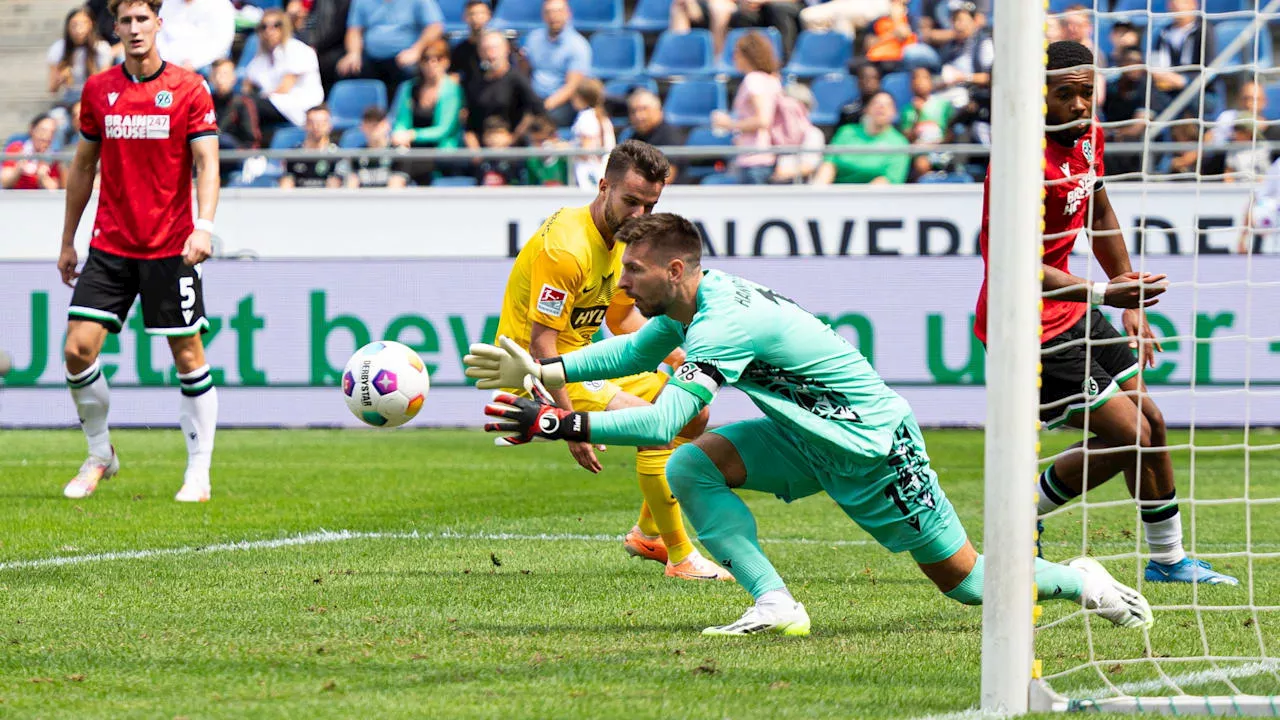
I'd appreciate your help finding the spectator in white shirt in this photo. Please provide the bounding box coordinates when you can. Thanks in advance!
[157,0,235,71]
[48,7,115,101]
[245,9,326,130]
[1210,81,1267,147]
[569,78,615,188]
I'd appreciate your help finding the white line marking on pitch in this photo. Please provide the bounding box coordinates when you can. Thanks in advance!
[0,529,876,571]
[1070,660,1280,698]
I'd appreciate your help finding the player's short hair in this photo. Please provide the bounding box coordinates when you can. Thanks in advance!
[1047,40,1096,74]
[108,0,162,19]
[361,106,387,124]
[604,139,670,184]
[616,213,702,267]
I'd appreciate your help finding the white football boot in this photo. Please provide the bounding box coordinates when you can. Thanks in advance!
[63,448,119,499]
[175,468,211,503]
[1071,557,1155,629]
[702,601,811,637]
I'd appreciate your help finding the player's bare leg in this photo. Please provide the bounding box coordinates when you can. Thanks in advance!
[920,540,1153,629]
[63,320,118,499]
[169,334,217,503]
[609,390,730,580]
[1041,384,1236,584]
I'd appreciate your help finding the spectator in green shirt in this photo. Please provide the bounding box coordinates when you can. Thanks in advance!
[899,67,951,178]
[812,91,910,185]
[390,38,463,185]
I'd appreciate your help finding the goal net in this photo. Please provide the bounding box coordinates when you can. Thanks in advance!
[983,0,1280,714]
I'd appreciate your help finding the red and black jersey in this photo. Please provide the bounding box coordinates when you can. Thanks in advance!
[80,61,218,260]
[974,124,1106,344]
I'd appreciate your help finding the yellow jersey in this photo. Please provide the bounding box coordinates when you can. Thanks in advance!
[496,205,635,354]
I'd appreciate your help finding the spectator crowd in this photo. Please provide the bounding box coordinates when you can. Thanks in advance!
[3,0,1278,191]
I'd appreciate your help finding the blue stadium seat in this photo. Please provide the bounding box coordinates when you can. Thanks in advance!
[437,0,468,34]
[339,128,368,148]
[491,0,542,33]
[269,126,306,149]
[1214,19,1274,69]
[683,125,733,182]
[1048,0,1078,13]
[917,172,974,184]
[663,80,727,126]
[647,30,715,78]
[433,176,479,187]
[242,0,283,8]
[1114,0,1167,12]
[809,74,858,126]
[603,75,659,102]
[328,79,388,129]
[627,0,671,33]
[718,27,783,77]
[1264,84,1280,121]
[590,30,645,79]
[237,33,259,71]
[4,132,28,147]
[570,0,623,31]
[783,31,853,79]
[1203,0,1246,13]
[228,169,284,187]
[881,71,912,113]
[700,172,739,185]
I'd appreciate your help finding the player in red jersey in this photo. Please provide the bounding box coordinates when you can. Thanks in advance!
[976,41,1236,585]
[58,0,221,503]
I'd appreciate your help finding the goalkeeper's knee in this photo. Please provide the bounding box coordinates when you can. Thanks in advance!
[666,442,723,502]
[942,555,985,606]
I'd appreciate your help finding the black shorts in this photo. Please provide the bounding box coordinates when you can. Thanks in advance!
[68,248,208,336]
[1039,309,1139,428]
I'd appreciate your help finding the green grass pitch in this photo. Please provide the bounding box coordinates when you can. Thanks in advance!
[2,427,1278,718]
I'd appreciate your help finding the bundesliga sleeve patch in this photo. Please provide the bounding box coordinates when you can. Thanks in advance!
[536,284,568,318]
[670,361,725,405]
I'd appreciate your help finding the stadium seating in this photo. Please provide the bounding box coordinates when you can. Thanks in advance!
[663,80,727,126]
[269,126,306,149]
[432,176,479,187]
[242,0,283,7]
[339,128,368,149]
[1213,19,1274,69]
[1048,0,1079,13]
[1204,0,1247,13]
[881,71,913,113]
[809,74,858,126]
[627,0,672,33]
[328,80,388,130]
[438,0,468,34]
[570,0,624,32]
[783,31,854,79]
[1114,0,1168,11]
[647,30,715,78]
[590,30,646,79]
[683,125,733,182]
[718,27,784,77]
[228,170,284,188]
[237,33,259,71]
[490,0,543,33]
[700,172,739,185]
[1264,83,1280,121]
[603,75,659,103]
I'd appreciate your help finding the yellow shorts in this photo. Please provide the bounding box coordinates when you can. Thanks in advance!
[565,371,669,411]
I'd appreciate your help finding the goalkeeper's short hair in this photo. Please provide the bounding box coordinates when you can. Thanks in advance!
[615,213,702,267]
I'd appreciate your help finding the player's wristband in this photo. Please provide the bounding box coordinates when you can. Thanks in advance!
[1089,281,1108,306]
[194,219,215,234]
[537,357,567,389]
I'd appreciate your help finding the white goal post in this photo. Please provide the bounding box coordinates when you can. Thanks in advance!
[983,0,1280,714]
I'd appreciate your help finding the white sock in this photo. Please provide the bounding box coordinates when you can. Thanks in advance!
[67,360,112,459]
[1037,466,1078,516]
[1144,512,1187,565]
[177,365,217,482]
[757,588,795,608]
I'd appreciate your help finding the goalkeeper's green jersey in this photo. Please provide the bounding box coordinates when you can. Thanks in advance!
[562,269,912,461]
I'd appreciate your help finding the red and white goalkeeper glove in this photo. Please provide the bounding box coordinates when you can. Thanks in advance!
[483,377,589,446]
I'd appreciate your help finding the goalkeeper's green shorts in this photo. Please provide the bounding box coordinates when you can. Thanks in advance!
[709,414,968,565]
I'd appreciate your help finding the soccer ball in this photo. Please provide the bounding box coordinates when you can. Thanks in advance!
[341,341,430,427]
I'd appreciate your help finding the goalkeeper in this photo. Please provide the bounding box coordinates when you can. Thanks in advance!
[466,213,1155,636]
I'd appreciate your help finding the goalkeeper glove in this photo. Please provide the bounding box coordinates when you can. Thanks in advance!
[464,335,567,390]
[484,376,589,446]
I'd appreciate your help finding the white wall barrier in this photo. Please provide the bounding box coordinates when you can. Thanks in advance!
[2,256,1277,428]
[0,183,1260,261]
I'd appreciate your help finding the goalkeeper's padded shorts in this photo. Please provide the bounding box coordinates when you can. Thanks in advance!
[708,413,968,565]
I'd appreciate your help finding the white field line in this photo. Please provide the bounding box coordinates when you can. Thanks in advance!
[906,709,1010,720]
[0,529,877,571]
[1070,660,1280,698]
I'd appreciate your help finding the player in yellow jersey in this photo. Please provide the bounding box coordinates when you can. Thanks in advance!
[494,140,731,581]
